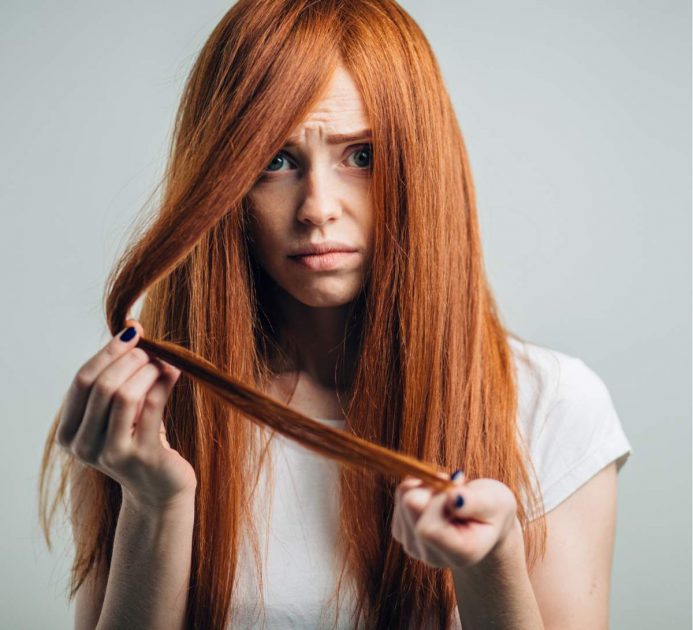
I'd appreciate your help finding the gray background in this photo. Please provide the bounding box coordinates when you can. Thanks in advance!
[1,1,689,627]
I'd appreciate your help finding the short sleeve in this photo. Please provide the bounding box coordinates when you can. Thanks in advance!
[524,355,633,520]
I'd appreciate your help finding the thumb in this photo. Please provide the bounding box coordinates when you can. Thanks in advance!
[160,418,172,449]
[124,318,145,339]
[136,362,181,448]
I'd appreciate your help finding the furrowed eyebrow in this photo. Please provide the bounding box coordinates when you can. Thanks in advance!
[284,129,372,148]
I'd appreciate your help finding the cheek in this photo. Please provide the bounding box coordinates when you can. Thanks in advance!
[248,220,284,273]
[247,195,291,250]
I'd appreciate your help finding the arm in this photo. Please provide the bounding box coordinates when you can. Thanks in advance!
[94,489,196,630]
[526,462,617,629]
[452,462,618,630]
[58,321,198,630]
[71,463,196,630]
[452,518,544,630]
[392,474,545,629]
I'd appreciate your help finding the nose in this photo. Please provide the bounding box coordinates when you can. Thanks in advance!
[295,163,343,226]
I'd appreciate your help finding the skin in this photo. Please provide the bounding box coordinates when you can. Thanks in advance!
[58,320,195,630]
[62,62,376,628]
[246,61,374,409]
[245,64,529,588]
[245,67,535,623]
[243,59,541,628]
[61,60,617,629]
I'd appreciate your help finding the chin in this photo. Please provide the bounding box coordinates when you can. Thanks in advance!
[280,275,363,308]
[290,286,360,308]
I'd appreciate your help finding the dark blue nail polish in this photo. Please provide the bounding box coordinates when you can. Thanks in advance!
[454,494,464,509]
[451,469,463,481]
[119,326,136,342]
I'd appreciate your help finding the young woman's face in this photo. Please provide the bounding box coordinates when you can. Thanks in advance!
[246,63,374,308]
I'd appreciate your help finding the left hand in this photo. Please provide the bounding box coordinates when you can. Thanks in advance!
[391,471,520,571]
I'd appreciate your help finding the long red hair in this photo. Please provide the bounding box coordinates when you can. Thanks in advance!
[39,1,547,628]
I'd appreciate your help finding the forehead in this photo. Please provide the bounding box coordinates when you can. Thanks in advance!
[287,63,369,140]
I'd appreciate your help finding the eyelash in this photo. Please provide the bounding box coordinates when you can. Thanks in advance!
[261,144,373,177]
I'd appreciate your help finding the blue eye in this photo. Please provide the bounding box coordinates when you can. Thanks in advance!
[348,145,372,169]
[260,144,373,177]
[265,152,292,172]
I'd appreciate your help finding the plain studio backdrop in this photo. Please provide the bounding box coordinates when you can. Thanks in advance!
[0,1,689,628]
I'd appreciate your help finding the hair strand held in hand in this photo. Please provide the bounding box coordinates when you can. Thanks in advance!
[39,1,548,628]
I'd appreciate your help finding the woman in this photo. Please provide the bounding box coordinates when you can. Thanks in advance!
[39,1,633,628]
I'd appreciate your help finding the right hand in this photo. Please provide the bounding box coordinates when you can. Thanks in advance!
[56,319,197,511]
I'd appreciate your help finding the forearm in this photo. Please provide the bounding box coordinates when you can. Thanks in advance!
[452,521,544,630]
[96,491,196,630]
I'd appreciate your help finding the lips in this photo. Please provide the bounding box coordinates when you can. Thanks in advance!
[289,251,359,271]
[289,241,358,256]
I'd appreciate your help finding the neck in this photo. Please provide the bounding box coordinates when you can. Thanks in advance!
[272,290,360,389]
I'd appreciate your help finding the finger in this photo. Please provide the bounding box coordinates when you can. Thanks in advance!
[450,468,466,484]
[399,484,436,538]
[401,481,450,558]
[395,470,448,503]
[396,472,450,556]
[396,474,424,496]
[445,482,494,524]
[415,490,469,556]
[415,492,484,567]
[394,476,424,534]
[419,487,501,569]
[134,360,181,448]
[391,479,412,543]
[71,346,150,462]
[104,361,169,455]
[398,469,451,522]
[56,319,143,447]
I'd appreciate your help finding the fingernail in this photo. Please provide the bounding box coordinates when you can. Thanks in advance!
[119,326,136,342]
[454,494,465,509]
[451,469,464,482]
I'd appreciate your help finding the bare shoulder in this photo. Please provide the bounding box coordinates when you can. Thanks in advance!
[69,463,109,630]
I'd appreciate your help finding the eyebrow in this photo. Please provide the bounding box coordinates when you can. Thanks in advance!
[284,129,372,147]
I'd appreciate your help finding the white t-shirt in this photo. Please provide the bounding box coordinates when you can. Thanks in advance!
[228,337,633,629]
